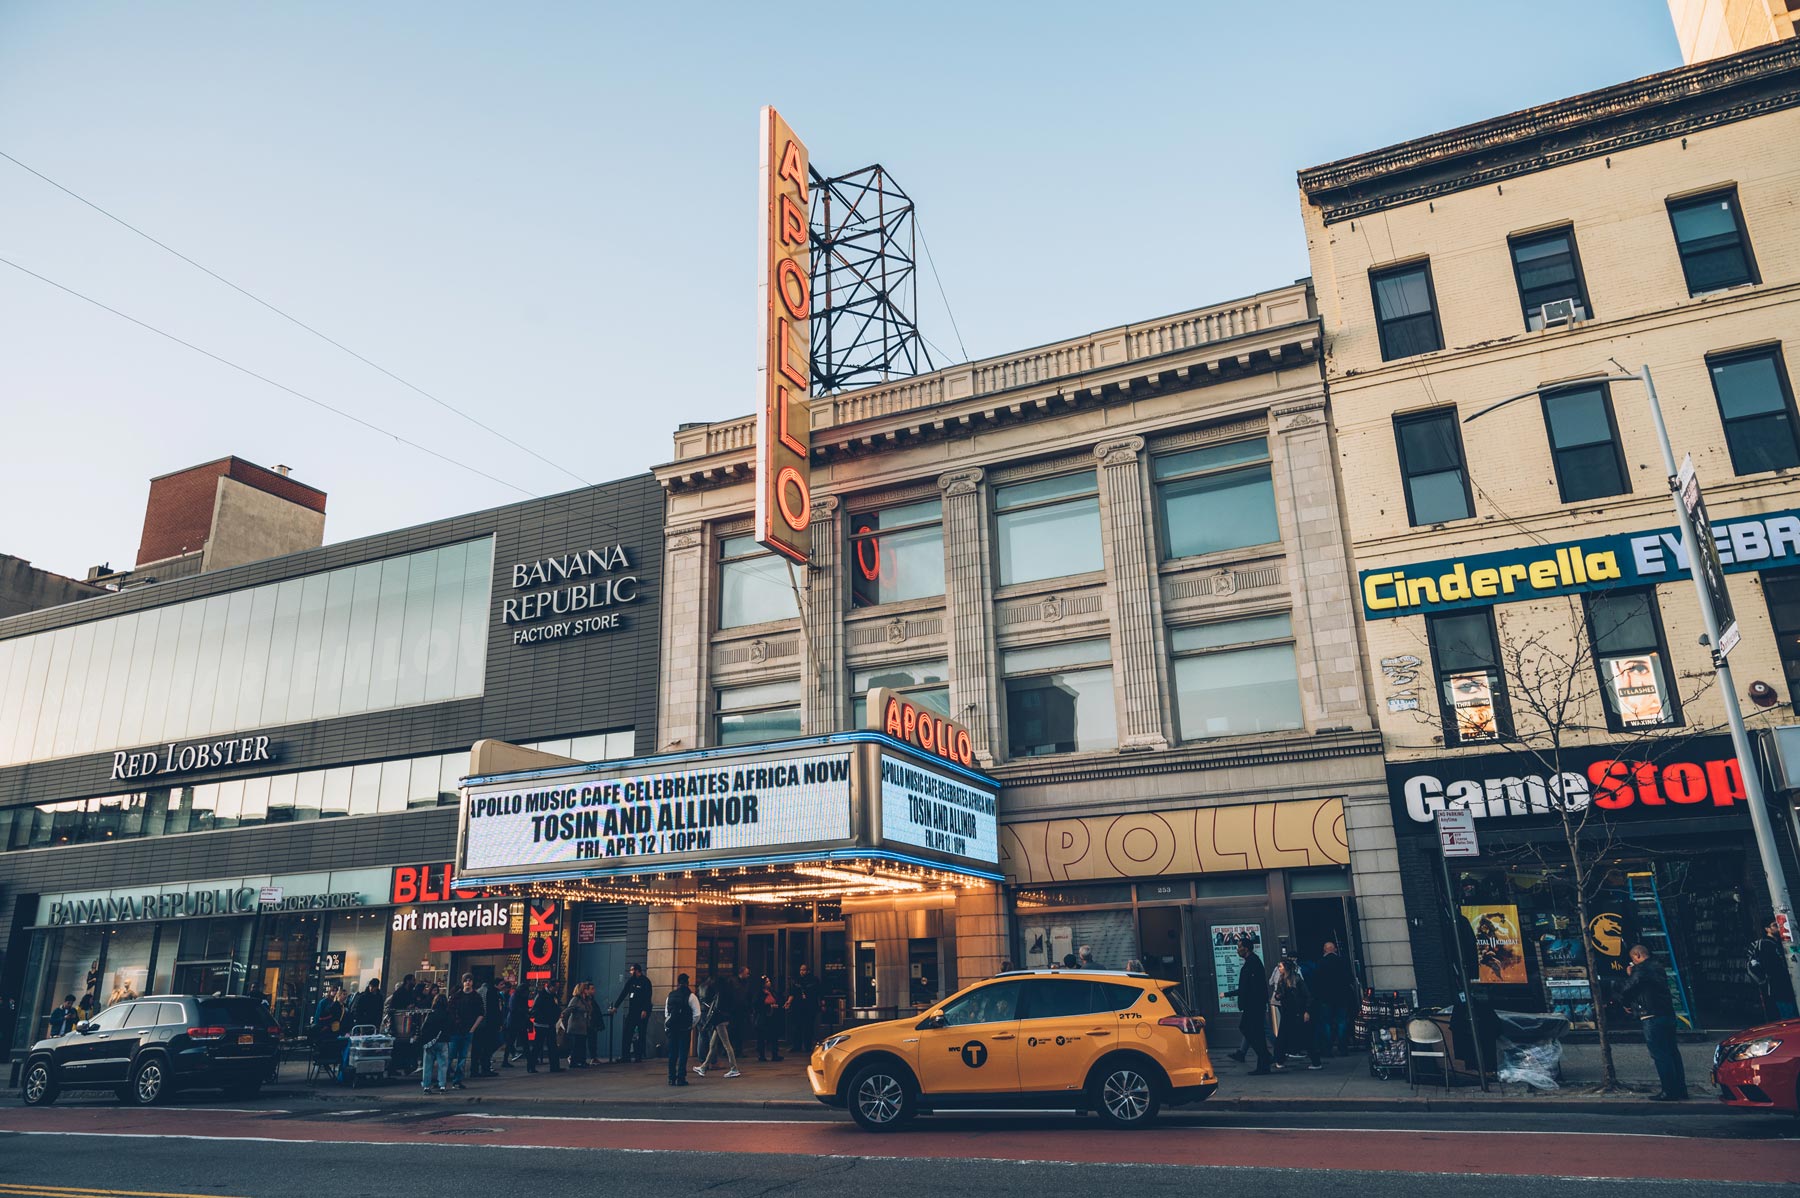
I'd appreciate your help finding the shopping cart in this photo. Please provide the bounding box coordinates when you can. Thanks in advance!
[344,1024,393,1087]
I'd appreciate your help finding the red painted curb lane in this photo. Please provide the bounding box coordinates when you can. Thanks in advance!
[0,1108,1795,1186]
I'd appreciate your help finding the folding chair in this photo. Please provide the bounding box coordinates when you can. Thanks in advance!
[1406,1017,1451,1094]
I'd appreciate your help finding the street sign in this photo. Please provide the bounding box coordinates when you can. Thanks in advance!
[1677,455,1740,657]
[576,921,597,945]
[258,886,284,907]
[1436,809,1480,857]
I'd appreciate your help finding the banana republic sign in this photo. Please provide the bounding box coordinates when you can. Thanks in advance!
[504,545,643,646]
[45,885,367,926]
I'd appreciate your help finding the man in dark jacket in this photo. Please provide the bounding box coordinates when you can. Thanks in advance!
[472,977,505,1077]
[348,978,384,1030]
[610,964,653,1062]
[526,982,561,1073]
[1749,914,1798,1021]
[786,963,821,1054]
[1620,944,1687,1101]
[1228,940,1272,1075]
[1311,941,1356,1056]
[47,995,79,1038]
[503,977,530,1066]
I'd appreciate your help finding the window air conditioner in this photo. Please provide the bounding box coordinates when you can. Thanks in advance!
[1539,298,1578,328]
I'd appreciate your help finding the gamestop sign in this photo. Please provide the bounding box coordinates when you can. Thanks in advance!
[459,747,854,879]
[1390,736,1748,827]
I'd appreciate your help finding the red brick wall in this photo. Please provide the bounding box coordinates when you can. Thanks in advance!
[135,457,327,566]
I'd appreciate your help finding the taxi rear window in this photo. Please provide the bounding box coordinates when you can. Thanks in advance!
[1158,985,1194,1016]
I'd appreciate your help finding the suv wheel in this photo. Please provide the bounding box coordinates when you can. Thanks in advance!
[1091,1059,1161,1129]
[847,1062,916,1132]
[21,1060,57,1106]
[126,1057,170,1106]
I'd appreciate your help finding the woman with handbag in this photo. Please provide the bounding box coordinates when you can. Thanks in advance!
[560,981,593,1068]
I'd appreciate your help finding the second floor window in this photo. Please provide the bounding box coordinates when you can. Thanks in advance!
[1371,261,1443,360]
[1763,568,1800,716]
[1509,226,1591,330]
[1154,437,1280,560]
[994,471,1102,586]
[718,535,800,630]
[1170,613,1303,741]
[1707,346,1800,475]
[850,659,949,728]
[1585,589,1678,731]
[714,680,801,746]
[1427,608,1507,745]
[1541,382,1629,502]
[1668,188,1758,295]
[1394,409,1473,525]
[1003,638,1116,757]
[849,499,944,607]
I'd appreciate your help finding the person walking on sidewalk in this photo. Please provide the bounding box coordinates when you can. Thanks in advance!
[472,976,505,1077]
[1312,941,1356,1056]
[527,981,562,1073]
[448,974,485,1090]
[503,978,530,1067]
[611,964,652,1062]
[1748,914,1798,1021]
[560,980,594,1068]
[665,973,700,1086]
[348,978,384,1031]
[1621,944,1689,1101]
[786,963,821,1055]
[755,975,784,1062]
[418,991,452,1094]
[693,977,740,1078]
[1227,940,1272,1075]
[1272,958,1322,1070]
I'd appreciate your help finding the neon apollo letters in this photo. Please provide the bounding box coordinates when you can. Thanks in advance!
[502,544,641,645]
[754,107,814,565]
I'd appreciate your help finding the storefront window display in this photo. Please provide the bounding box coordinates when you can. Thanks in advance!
[1449,845,1762,1030]
[99,922,156,1007]
[323,907,390,994]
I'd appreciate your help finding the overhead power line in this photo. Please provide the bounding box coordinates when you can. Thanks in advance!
[0,254,534,497]
[0,148,592,488]
[914,216,970,364]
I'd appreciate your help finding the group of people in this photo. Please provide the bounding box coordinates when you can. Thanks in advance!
[308,966,667,1091]
[663,963,824,1086]
[1225,938,1359,1074]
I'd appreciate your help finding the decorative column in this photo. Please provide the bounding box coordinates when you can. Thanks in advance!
[938,467,998,764]
[1094,436,1171,751]
[801,495,845,734]
[659,524,707,753]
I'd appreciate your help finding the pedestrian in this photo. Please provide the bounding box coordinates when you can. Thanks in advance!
[348,978,384,1030]
[504,976,530,1066]
[610,964,653,1062]
[418,990,452,1094]
[665,973,700,1086]
[473,976,505,1077]
[1228,939,1272,1075]
[1748,914,1798,1021]
[584,982,602,1065]
[999,960,1015,974]
[786,962,821,1055]
[756,975,784,1063]
[693,976,740,1078]
[1621,944,1689,1101]
[561,980,593,1068]
[445,974,484,1089]
[1272,958,1322,1070]
[47,995,79,1038]
[1312,940,1356,1056]
[527,980,562,1073]
[1077,945,1097,969]
[384,974,416,1031]
[733,966,755,1056]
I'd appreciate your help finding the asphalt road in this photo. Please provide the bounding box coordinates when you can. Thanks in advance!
[1,1091,1796,1196]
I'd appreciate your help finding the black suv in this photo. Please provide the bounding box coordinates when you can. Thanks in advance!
[21,994,280,1106]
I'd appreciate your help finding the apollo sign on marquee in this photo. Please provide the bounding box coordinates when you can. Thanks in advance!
[755,106,813,565]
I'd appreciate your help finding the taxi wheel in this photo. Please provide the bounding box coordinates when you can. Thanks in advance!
[847,1062,916,1132]
[1091,1058,1161,1129]
[21,1061,57,1106]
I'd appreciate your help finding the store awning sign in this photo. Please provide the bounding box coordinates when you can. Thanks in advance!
[457,733,1001,884]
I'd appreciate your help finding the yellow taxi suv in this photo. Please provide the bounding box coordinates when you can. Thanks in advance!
[808,969,1217,1131]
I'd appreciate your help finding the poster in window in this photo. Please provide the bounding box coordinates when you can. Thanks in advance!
[1462,904,1526,984]
[1604,654,1667,726]
[1446,672,1497,740]
[1210,923,1263,1014]
[1049,925,1074,968]
[1022,926,1050,968]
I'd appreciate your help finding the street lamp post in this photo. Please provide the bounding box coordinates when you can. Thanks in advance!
[1465,364,1800,1004]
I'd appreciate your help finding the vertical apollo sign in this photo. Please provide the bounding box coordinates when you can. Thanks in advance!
[755,106,813,564]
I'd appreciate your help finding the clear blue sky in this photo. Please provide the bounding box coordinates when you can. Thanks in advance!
[0,1,1679,579]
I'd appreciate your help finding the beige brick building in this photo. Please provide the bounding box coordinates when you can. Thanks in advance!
[1299,42,1800,1027]
[1669,0,1798,63]
[650,280,1405,1021]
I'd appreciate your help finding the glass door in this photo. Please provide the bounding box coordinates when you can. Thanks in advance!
[1195,903,1273,1026]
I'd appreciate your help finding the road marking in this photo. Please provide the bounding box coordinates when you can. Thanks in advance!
[455,1113,827,1125]
[0,1184,247,1198]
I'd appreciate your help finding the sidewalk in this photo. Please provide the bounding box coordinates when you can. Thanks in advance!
[273,1038,1723,1114]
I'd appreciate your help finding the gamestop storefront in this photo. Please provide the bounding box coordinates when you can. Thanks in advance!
[457,728,1001,1026]
[1391,735,1776,1030]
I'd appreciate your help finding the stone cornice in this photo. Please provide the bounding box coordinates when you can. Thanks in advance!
[1299,41,1800,226]
[989,730,1384,790]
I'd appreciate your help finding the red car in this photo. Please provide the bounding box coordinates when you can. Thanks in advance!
[1714,1017,1800,1114]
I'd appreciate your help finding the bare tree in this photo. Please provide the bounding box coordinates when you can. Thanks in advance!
[1406,593,1720,1089]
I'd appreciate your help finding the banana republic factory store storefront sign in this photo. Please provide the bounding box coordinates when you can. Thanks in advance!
[458,728,1000,1022]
